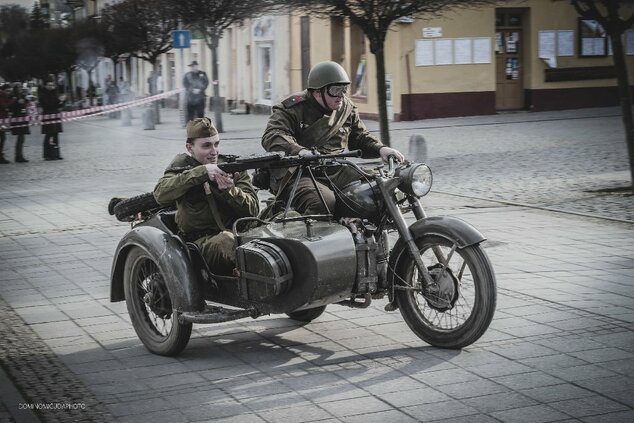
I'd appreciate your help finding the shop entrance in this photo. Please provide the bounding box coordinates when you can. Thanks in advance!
[495,9,527,110]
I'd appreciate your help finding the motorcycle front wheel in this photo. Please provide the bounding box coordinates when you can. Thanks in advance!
[395,235,496,349]
[124,246,192,356]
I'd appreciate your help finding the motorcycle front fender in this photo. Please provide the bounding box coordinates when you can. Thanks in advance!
[408,215,486,248]
[388,215,485,282]
[110,225,205,313]
[386,216,487,308]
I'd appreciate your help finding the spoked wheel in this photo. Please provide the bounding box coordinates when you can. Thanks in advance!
[124,247,192,356]
[286,305,327,322]
[395,235,496,349]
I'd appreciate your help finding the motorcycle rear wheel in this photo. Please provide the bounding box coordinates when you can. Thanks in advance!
[124,246,192,356]
[286,306,327,322]
[395,235,496,349]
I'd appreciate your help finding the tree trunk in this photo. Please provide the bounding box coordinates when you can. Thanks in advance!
[372,45,390,147]
[610,31,634,191]
[211,45,224,133]
[152,61,161,124]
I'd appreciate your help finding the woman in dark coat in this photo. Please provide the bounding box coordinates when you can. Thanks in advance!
[38,78,64,160]
[9,85,30,163]
[0,83,13,164]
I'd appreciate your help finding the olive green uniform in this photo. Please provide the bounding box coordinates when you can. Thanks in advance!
[153,153,259,274]
[261,91,384,214]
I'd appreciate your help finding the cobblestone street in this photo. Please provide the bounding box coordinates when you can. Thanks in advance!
[0,107,632,422]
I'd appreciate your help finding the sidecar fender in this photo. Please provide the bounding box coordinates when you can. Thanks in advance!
[110,226,205,312]
[408,216,486,248]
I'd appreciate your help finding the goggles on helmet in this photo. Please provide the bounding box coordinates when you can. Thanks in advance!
[326,84,349,98]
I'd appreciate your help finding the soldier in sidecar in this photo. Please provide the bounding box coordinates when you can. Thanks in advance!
[153,117,259,276]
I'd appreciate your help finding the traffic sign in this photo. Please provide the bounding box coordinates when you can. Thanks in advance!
[172,30,191,49]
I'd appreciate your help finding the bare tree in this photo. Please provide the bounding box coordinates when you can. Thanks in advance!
[0,5,31,80]
[101,0,180,124]
[285,0,500,146]
[569,0,634,191]
[180,0,276,132]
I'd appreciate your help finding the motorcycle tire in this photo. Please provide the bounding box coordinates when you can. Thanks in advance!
[286,305,327,322]
[113,192,160,222]
[395,235,496,349]
[124,246,192,356]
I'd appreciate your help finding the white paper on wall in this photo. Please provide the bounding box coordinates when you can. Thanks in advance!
[473,38,491,64]
[415,39,434,66]
[557,30,574,56]
[434,39,453,65]
[454,38,473,64]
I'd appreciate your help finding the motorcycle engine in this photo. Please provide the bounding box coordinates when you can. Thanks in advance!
[341,218,388,294]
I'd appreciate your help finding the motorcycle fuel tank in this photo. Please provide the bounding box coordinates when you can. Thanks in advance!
[335,180,384,220]
[238,219,357,313]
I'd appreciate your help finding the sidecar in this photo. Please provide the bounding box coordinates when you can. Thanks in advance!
[109,208,358,356]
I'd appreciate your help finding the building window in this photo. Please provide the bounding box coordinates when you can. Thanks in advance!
[257,44,273,103]
[579,18,608,57]
[350,25,367,99]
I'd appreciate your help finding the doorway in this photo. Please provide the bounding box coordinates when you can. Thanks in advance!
[495,9,527,110]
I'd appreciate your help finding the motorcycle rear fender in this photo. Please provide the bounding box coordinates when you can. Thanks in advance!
[110,226,205,312]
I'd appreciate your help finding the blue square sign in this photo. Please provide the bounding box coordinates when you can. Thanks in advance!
[172,30,191,49]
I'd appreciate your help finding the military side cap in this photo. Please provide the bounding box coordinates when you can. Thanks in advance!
[186,117,218,138]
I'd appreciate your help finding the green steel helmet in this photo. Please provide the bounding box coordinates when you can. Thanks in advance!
[307,61,351,89]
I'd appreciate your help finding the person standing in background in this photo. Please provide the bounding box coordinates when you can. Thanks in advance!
[0,83,13,164]
[105,80,120,119]
[182,61,209,122]
[38,76,65,160]
[9,85,30,163]
[118,77,130,103]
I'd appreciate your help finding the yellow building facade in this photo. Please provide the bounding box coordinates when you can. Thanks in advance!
[286,0,634,121]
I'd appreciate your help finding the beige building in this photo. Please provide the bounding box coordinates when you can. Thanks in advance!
[56,0,634,120]
[222,0,634,121]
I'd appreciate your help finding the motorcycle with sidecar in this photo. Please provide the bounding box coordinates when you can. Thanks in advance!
[108,150,496,356]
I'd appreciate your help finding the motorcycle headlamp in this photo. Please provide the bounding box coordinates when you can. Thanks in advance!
[398,163,433,197]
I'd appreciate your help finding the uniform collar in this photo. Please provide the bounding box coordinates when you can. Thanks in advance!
[306,91,331,115]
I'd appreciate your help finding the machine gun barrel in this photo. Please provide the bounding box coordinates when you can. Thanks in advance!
[217,150,361,173]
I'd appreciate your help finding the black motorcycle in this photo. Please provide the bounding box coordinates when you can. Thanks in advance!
[109,151,496,356]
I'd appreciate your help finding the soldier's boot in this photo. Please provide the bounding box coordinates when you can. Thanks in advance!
[53,135,62,160]
[43,136,53,160]
[15,136,28,163]
[52,144,62,160]
[0,137,9,164]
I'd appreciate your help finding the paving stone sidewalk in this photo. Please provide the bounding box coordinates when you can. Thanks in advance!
[0,107,632,422]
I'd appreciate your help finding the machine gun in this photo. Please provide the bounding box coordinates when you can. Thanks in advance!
[167,150,362,174]
[109,150,362,221]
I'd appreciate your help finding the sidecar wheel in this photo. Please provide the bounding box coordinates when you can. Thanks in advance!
[113,192,160,221]
[124,247,192,356]
[286,306,327,322]
[395,235,496,349]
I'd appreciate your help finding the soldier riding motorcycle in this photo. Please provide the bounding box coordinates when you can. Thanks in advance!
[109,148,497,356]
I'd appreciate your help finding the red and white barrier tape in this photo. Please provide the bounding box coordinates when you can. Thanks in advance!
[0,89,180,129]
